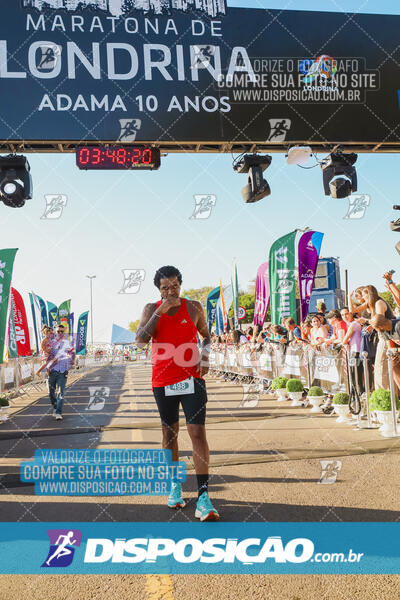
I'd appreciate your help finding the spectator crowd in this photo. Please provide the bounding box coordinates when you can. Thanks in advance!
[210,272,400,392]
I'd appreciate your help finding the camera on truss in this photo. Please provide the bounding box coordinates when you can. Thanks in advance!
[233,154,272,203]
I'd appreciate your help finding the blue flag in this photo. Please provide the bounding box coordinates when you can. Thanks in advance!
[76,311,89,355]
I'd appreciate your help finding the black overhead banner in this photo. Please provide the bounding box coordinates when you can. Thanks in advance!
[0,1,398,144]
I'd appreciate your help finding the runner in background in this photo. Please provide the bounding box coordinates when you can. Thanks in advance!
[136,266,219,522]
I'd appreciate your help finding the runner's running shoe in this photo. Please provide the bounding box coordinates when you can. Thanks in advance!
[168,482,186,509]
[195,491,220,522]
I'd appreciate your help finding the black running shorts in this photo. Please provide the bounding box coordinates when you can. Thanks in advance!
[153,377,208,426]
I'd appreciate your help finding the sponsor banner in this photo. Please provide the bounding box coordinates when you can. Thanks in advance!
[253,261,269,326]
[215,284,232,335]
[0,522,398,574]
[76,311,89,355]
[69,311,74,340]
[0,249,18,364]
[7,297,18,359]
[47,301,58,331]
[313,354,341,384]
[298,231,324,322]
[29,292,43,354]
[231,261,239,330]
[206,287,220,332]
[35,293,48,326]
[269,232,297,325]
[283,350,302,377]
[0,4,392,144]
[58,299,71,334]
[11,288,31,356]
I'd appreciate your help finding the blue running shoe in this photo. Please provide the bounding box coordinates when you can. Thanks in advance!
[195,491,220,522]
[168,482,186,509]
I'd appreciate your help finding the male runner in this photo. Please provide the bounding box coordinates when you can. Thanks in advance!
[136,265,219,521]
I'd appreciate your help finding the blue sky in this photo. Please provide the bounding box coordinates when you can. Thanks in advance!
[1,0,399,343]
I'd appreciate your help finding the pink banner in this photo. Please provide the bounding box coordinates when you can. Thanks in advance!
[11,287,31,356]
[253,262,270,326]
[298,231,324,322]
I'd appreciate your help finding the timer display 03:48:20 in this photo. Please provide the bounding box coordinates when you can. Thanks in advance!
[76,146,161,170]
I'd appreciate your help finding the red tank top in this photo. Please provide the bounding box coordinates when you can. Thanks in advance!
[151,298,201,387]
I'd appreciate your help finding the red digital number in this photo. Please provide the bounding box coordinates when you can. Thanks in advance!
[79,148,90,165]
[91,147,101,165]
[116,148,127,164]
[106,149,116,163]
[142,149,152,164]
[131,148,141,164]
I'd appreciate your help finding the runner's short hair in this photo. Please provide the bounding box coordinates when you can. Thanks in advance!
[57,324,65,329]
[153,266,182,289]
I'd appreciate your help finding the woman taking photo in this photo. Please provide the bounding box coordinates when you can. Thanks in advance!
[350,285,394,388]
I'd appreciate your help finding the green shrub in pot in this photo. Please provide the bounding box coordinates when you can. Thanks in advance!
[369,389,399,412]
[286,379,304,393]
[332,392,349,405]
[271,377,288,391]
[308,386,324,397]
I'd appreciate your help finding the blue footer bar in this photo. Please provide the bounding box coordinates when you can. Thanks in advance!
[0,523,399,574]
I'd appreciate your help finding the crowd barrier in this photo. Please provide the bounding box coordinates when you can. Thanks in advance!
[209,342,349,395]
[0,354,112,396]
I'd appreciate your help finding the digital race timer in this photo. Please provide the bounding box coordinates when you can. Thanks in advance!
[75,146,161,170]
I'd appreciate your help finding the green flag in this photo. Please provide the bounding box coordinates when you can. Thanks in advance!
[231,261,239,330]
[269,231,297,325]
[58,299,71,333]
[0,248,18,364]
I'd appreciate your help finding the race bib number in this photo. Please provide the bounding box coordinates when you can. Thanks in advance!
[165,377,194,396]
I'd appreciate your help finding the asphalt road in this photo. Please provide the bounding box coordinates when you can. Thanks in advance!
[1,361,399,598]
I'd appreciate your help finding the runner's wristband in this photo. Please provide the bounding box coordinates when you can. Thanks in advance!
[388,280,393,285]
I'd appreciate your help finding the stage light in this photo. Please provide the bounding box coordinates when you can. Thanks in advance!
[286,146,312,165]
[320,151,357,199]
[233,154,272,203]
[0,154,32,208]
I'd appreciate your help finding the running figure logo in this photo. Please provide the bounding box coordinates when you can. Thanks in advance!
[268,119,291,142]
[118,119,142,142]
[86,386,110,411]
[191,45,216,69]
[37,44,61,71]
[343,194,370,219]
[190,195,217,220]
[41,194,67,220]
[239,383,260,408]
[318,460,342,484]
[119,269,146,294]
[41,529,82,568]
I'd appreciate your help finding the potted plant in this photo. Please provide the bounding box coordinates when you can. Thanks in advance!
[286,379,304,407]
[307,386,325,413]
[271,376,288,401]
[0,395,10,421]
[369,389,400,437]
[332,392,351,423]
